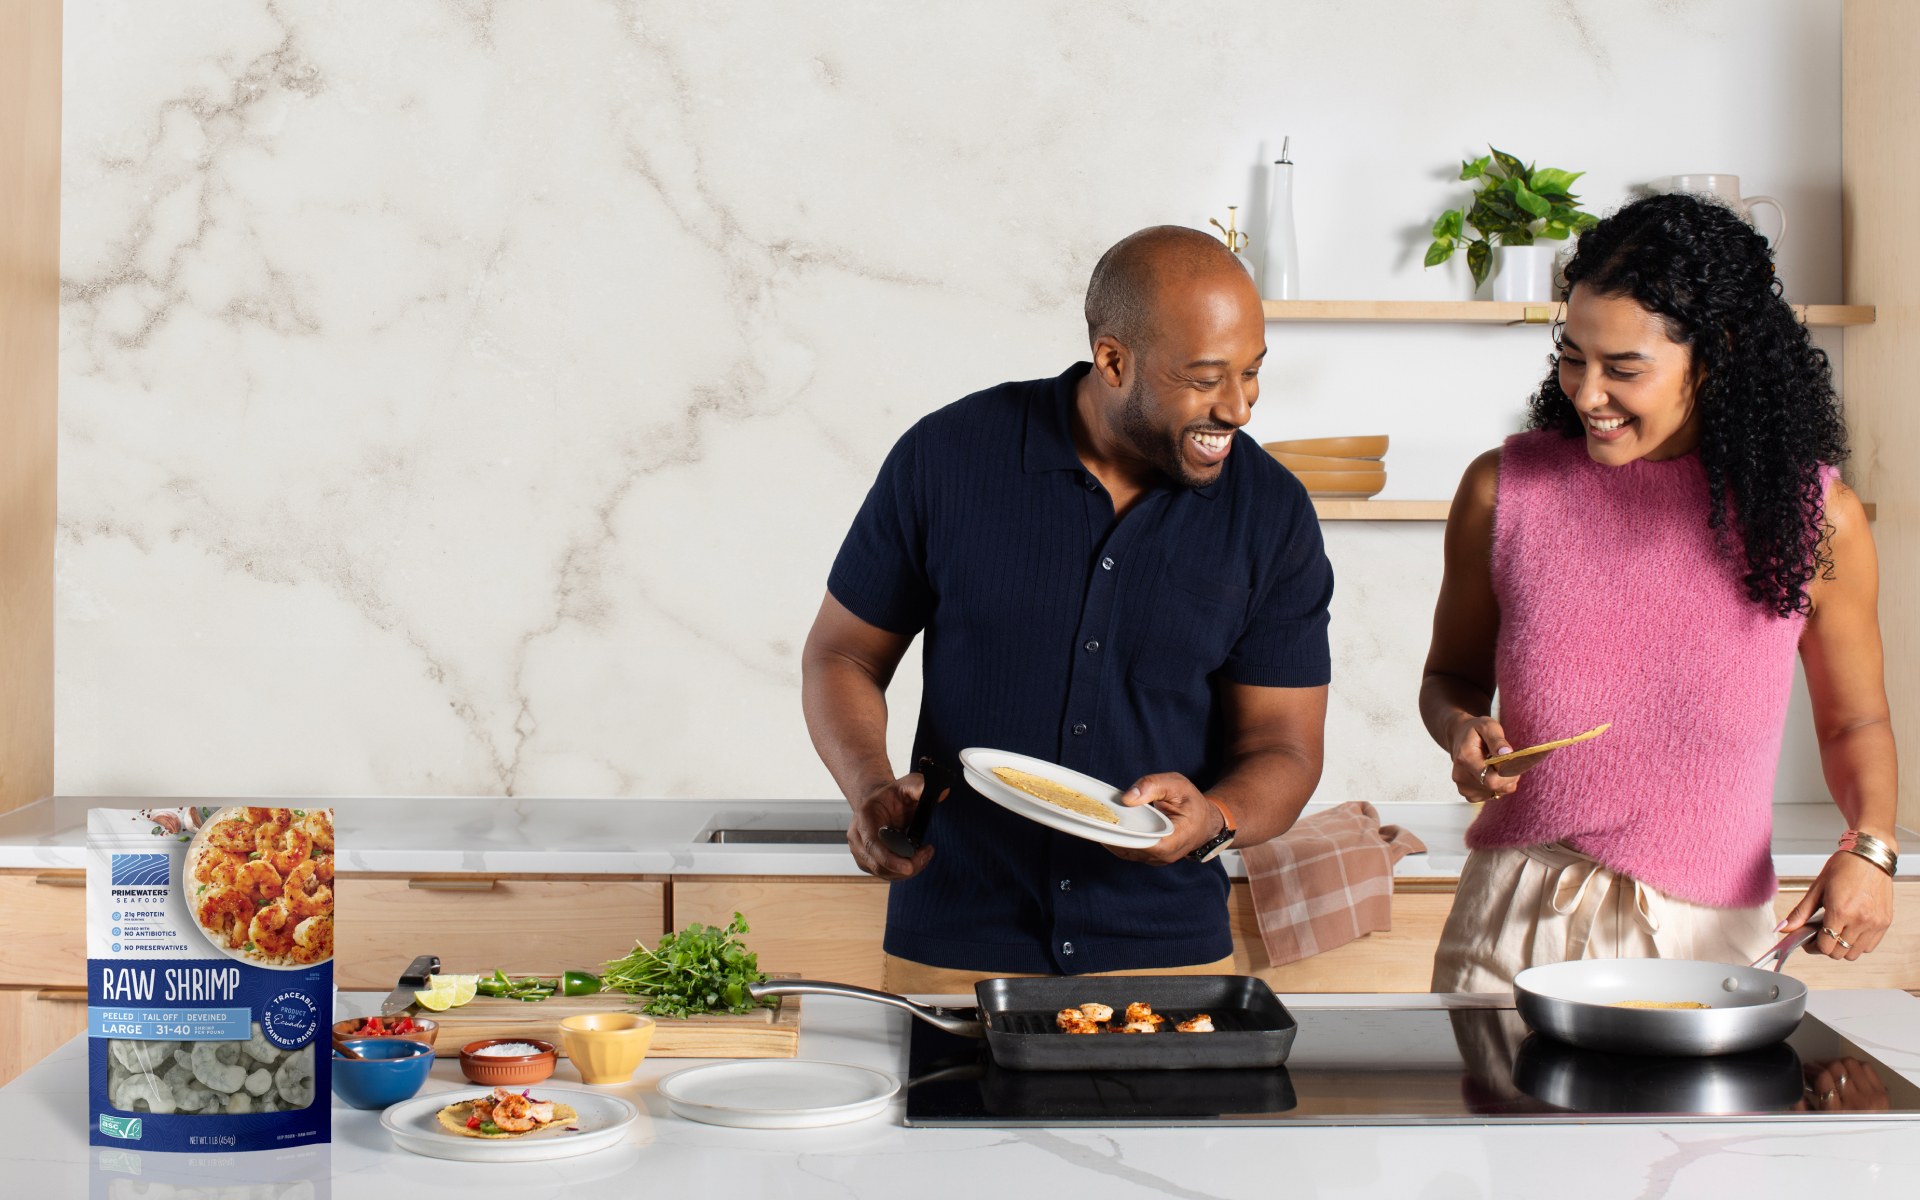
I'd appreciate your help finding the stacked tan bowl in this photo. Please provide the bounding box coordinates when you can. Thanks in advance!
[1262,436,1388,498]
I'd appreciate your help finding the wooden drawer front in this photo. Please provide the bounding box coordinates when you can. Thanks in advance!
[673,878,890,989]
[0,870,86,986]
[0,986,90,1088]
[333,877,666,990]
[1774,880,1920,990]
[1229,883,1455,992]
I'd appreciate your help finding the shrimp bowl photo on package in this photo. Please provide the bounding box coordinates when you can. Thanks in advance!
[87,807,334,1150]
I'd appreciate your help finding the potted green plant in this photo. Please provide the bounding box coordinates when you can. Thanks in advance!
[1426,148,1599,300]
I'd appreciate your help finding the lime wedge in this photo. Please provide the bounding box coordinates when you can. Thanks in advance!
[419,973,480,1009]
[413,987,453,1012]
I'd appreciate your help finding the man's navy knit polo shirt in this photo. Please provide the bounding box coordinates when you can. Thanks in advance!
[827,361,1333,973]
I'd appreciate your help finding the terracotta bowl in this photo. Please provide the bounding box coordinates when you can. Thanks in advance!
[559,1012,657,1085]
[332,1016,439,1054]
[1269,450,1384,472]
[1291,468,1387,499]
[1262,435,1389,460]
[458,1038,558,1087]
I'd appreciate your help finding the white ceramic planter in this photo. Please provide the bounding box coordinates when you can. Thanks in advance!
[1488,242,1560,303]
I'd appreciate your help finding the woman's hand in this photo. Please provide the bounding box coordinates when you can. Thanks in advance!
[1780,850,1895,961]
[1449,716,1516,803]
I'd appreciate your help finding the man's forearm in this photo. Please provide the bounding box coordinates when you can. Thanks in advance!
[1208,744,1322,847]
[801,652,899,805]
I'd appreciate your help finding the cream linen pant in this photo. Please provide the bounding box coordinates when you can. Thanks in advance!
[1430,842,1778,993]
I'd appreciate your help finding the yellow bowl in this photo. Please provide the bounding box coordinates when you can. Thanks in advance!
[559,1012,656,1084]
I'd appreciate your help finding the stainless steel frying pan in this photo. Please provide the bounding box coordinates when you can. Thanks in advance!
[1513,925,1821,1057]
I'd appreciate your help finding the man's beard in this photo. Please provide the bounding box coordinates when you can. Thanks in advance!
[1119,372,1224,490]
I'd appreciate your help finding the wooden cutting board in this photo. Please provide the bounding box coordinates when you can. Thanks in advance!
[411,990,800,1060]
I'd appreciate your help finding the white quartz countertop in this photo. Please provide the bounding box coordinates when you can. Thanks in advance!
[0,795,1907,881]
[5,990,1920,1199]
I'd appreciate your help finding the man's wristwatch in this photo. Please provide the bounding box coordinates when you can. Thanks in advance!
[1187,796,1238,862]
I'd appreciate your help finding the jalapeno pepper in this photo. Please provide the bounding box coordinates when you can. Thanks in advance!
[562,970,601,997]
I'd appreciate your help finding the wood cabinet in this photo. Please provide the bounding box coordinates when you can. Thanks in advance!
[333,875,667,990]
[673,877,892,988]
[0,986,87,1085]
[0,870,85,985]
[2,866,1916,1087]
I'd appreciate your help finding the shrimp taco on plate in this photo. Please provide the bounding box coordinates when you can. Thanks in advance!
[437,1088,578,1139]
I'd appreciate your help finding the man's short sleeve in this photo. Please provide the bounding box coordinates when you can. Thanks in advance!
[826,423,935,636]
[1221,495,1333,687]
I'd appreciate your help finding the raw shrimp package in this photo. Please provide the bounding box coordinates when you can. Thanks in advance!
[88,806,334,1150]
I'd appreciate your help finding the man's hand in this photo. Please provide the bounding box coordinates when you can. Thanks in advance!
[1107,772,1223,865]
[847,773,937,880]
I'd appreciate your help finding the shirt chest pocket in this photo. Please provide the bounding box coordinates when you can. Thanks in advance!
[1128,575,1252,693]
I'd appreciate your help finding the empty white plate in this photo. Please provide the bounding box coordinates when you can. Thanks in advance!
[958,747,1172,849]
[657,1060,899,1129]
[381,1088,639,1162]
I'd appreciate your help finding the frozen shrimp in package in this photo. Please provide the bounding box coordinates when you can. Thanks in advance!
[88,806,333,1149]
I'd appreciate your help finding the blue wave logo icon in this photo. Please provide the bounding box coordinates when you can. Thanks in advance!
[110,855,170,887]
[98,1114,143,1140]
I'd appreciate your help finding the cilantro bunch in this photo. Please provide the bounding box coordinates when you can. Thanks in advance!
[600,912,771,1018]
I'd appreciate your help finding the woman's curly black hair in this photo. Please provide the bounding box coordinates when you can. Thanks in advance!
[1527,192,1847,618]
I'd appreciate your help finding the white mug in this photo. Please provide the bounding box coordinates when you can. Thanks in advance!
[1661,174,1787,250]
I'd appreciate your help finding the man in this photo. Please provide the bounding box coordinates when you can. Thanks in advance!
[802,225,1332,991]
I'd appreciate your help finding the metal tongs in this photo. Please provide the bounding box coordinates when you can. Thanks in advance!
[1749,912,1825,972]
[877,756,955,860]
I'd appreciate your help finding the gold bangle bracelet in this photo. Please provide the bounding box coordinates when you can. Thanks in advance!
[1839,830,1899,874]
[1842,845,1898,876]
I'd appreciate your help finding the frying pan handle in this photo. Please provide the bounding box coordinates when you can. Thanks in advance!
[748,978,985,1038]
[1751,913,1824,971]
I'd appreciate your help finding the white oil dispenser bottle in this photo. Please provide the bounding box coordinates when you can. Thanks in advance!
[1261,137,1300,300]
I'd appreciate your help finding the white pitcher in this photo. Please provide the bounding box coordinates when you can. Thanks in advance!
[1660,174,1787,251]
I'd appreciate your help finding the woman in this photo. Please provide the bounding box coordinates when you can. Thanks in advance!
[1421,193,1898,991]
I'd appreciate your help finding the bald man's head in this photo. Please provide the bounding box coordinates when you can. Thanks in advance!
[1084,226,1252,353]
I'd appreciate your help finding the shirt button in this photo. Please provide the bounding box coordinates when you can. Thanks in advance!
[1083,640,1100,653]
[1084,478,1099,492]
[1061,941,1075,956]
[1101,557,1114,571]
[1071,722,1088,736]
[1059,879,1072,892]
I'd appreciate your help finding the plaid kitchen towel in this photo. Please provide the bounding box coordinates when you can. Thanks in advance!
[1241,801,1426,967]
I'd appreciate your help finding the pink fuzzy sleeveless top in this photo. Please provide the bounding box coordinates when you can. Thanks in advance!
[1466,430,1830,908]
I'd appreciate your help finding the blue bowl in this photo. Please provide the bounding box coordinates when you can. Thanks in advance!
[331,1038,435,1110]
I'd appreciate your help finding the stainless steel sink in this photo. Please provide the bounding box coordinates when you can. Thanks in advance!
[704,828,848,845]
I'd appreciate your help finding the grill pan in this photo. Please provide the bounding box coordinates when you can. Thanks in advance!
[749,975,1297,1071]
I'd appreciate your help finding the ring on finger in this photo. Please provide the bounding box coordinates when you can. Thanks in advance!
[1820,925,1854,951]
[1477,764,1492,786]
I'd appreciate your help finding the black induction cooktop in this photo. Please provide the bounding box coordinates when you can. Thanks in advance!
[903,1004,1920,1127]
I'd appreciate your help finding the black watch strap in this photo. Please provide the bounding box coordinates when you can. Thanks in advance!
[1187,797,1237,862]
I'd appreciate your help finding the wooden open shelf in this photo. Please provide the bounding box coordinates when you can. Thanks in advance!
[1313,499,1878,522]
[1311,500,1451,520]
[1263,300,1875,327]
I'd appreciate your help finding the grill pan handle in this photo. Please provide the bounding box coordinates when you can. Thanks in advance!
[748,978,984,1038]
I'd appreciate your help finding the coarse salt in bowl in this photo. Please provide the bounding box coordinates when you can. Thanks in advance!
[458,1037,557,1087]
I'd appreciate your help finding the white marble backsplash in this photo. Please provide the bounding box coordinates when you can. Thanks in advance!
[57,1,1844,801]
